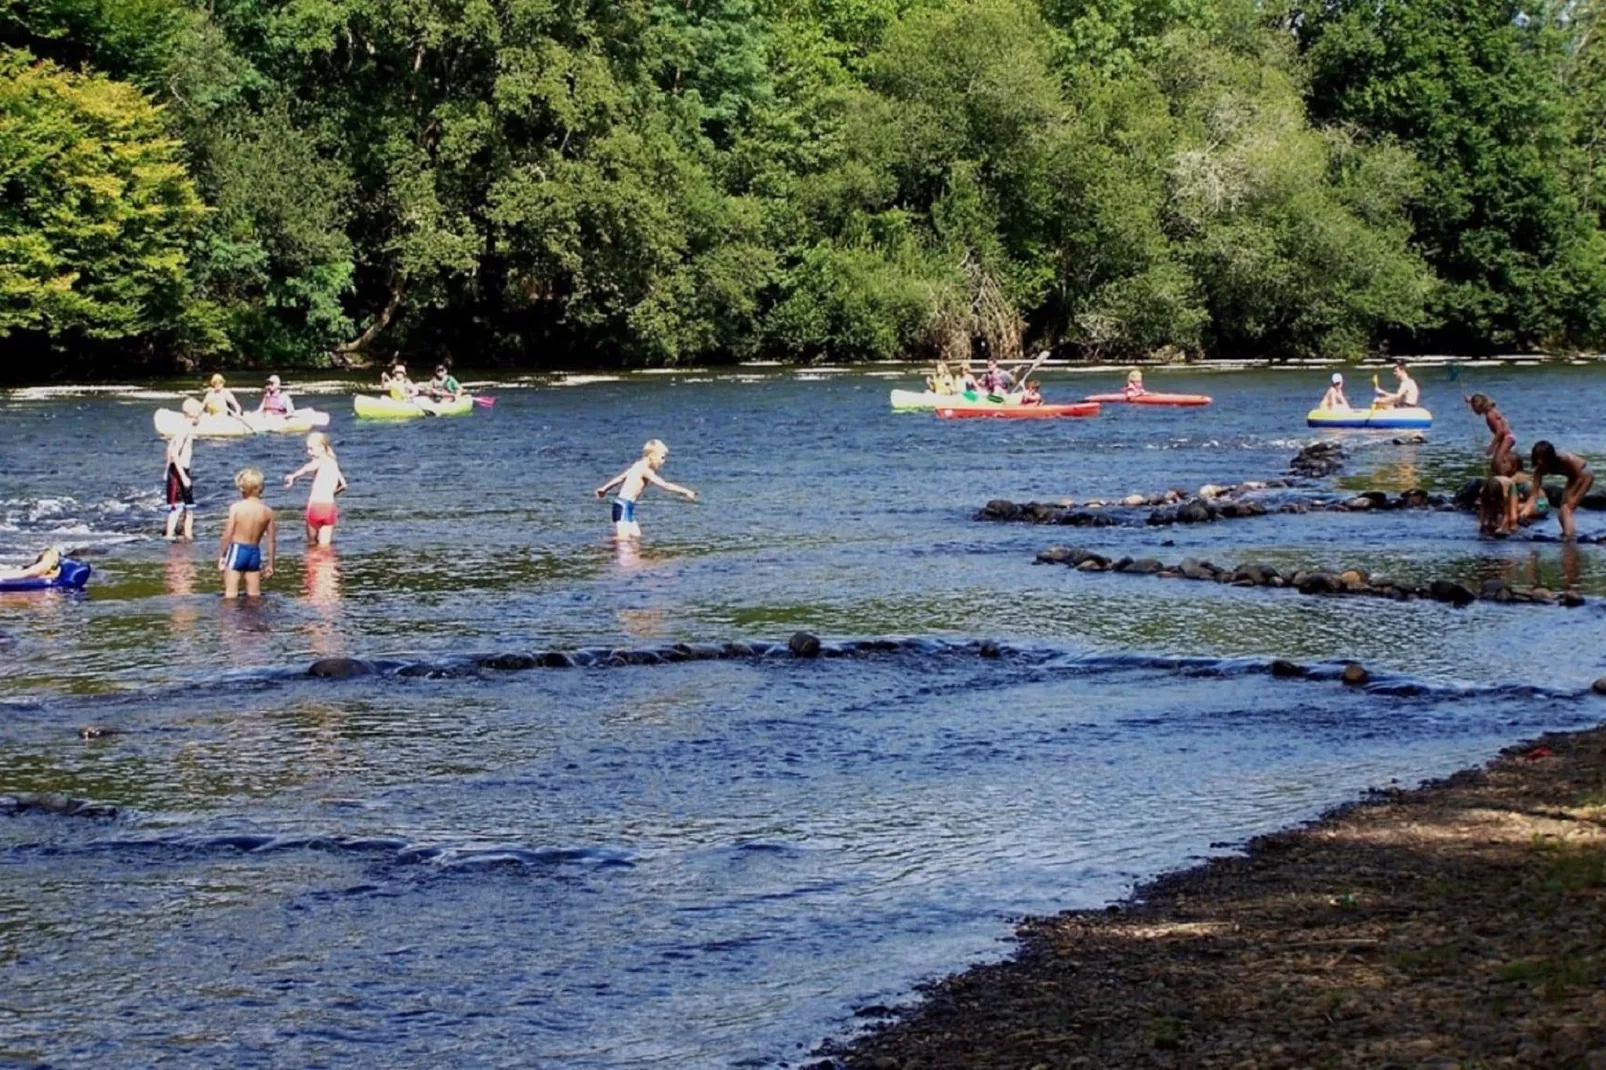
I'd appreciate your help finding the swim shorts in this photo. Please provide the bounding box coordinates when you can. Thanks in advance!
[611,498,638,524]
[305,501,338,528]
[166,464,194,510]
[223,542,261,573]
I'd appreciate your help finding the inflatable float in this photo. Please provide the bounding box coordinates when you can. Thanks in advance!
[353,394,475,419]
[1306,405,1433,429]
[937,403,1100,420]
[891,389,1024,411]
[1083,392,1212,407]
[0,559,91,592]
[153,409,331,438]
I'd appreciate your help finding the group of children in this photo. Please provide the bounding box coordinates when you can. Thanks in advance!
[379,363,463,402]
[164,378,696,597]
[1469,393,1594,540]
[163,398,347,597]
[926,357,1044,403]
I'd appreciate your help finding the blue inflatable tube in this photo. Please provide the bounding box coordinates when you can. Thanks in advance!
[0,559,92,592]
[1306,406,1433,429]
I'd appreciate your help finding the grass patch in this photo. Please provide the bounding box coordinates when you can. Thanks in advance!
[1533,840,1606,894]
[1495,955,1604,999]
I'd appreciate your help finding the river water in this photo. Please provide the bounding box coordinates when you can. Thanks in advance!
[3,363,1605,1067]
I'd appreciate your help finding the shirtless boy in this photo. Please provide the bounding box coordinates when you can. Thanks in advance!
[164,397,202,541]
[1525,441,1594,541]
[218,468,276,598]
[1466,393,1515,474]
[594,439,698,539]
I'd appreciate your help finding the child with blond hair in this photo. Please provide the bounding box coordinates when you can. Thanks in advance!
[594,439,698,539]
[218,468,276,598]
[284,432,347,546]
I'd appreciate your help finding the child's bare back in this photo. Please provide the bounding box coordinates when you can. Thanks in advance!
[227,498,274,544]
[219,468,277,597]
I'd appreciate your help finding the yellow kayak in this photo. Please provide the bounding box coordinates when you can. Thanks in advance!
[353,394,474,419]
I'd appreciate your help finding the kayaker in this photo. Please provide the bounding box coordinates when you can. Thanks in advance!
[164,398,202,542]
[594,439,698,540]
[1319,373,1349,411]
[1524,441,1593,541]
[1466,393,1515,474]
[201,374,243,417]
[925,361,956,395]
[218,468,276,598]
[1373,362,1420,409]
[1123,369,1147,399]
[980,358,1012,395]
[0,547,61,583]
[1020,380,1043,406]
[427,365,462,400]
[381,364,415,401]
[284,432,347,547]
[256,374,296,417]
[957,362,978,394]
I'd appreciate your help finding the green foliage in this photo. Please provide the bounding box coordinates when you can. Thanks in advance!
[0,47,210,346]
[1,0,1601,372]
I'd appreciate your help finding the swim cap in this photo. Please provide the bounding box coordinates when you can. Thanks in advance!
[1331,373,1343,384]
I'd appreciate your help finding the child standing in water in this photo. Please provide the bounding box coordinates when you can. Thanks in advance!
[1466,393,1515,474]
[164,397,202,541]
[218,468,276,598]
[594,439,698,539]
[284,432,346,546]
[1525,441,1594,541]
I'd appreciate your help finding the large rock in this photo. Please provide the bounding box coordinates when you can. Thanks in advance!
[308,657,373,679]
[1296,571,1339,594]
[1178,558,1217,581]
[1290,442,1347,477]
[1341,663,1371,686]
[1268,659,1308,678]
[1428,580,1477,607]
[478,652,539,670]
[1127,557,1165,574]
[1453,478,1485,511]
[1036,545,1074,565]
[978,499,1022,521]
[788,631,822,658]
[1177,501,1212,524]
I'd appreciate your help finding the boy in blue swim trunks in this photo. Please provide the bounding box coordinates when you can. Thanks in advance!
[218,468,276,598]
[594,439,698,539]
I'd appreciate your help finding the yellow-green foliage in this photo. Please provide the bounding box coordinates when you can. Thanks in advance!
[0,48,206,340]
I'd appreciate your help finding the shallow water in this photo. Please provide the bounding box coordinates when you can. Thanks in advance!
[4,363,1606,1067]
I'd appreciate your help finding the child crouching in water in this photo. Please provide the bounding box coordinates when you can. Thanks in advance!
[284,432,346,546]
[219,468,276,598]
[594,439,697,539]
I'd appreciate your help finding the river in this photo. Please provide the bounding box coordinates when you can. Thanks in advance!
[3,362,1604,1067]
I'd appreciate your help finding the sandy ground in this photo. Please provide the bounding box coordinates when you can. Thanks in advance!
[825,725,1606,1069]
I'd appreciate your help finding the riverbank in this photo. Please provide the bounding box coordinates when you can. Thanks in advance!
[826,721,1606,1069]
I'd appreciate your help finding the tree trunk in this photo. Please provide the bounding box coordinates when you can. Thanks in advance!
[333,280,404,362]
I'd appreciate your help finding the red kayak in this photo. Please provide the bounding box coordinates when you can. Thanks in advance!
[937,402,1100,420]
[1082,392,1212,406]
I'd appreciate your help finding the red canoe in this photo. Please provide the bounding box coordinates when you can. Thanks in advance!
[1082,392,1212,406]
[937,403,1101,420]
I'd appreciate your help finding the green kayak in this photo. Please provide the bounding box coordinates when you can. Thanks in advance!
[353,394,474,419]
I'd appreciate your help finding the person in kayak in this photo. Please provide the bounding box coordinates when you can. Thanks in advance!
[381,364,415,401]
[202,374,243,417]
[1373,362,1420,409]
[284,432,347,546]
[426,365,462,400]
[218,468,276,598]
[0,547,61,583]
[1123,369,1147,399]
[1020,380,1043,405]
[924,361,956,395]
[979,358,1013,396]
[1319,373,1349,411]
[164,398,202,541]
[256,374,296,418]
[1524,441,1593,541]
[1466,393,1515,474]
[594,439,698,540]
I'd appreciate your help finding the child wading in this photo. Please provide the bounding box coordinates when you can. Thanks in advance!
[594,439,698,539]
[219,468,276,598]
[1525,441,1594,542]
[1466,393,1515,475]
[164,397,202,541]
[284,432,346,546]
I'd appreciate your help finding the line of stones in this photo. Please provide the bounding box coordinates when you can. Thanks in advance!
[1034,545,1587,608]
[305,633,1005,680]
[980,486,1447,529]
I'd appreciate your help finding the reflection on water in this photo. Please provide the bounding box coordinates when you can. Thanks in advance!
[4,364,1606,1066]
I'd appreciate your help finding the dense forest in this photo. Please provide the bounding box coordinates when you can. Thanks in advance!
[1,0,1603,375]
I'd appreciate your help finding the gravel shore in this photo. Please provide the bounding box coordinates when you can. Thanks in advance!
[825,724,1606,1069]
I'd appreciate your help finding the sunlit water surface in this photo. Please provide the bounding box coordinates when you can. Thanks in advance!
[4,363,1606,1067]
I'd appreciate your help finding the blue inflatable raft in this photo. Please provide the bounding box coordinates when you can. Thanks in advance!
[0,559,92,592]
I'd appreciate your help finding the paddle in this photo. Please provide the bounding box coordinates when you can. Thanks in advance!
[473,395,495,407]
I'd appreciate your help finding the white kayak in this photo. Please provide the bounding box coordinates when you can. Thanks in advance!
[153,408,331,438]
[890,389,1024,411]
